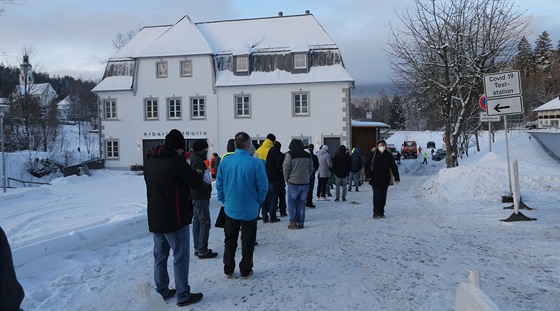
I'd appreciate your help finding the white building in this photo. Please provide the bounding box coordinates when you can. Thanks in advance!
[533,97,560,129]
[16,56,58,107]
[93,13,354,170]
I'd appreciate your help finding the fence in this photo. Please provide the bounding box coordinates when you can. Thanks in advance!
[62,159,105,177]
[455,270,500,311]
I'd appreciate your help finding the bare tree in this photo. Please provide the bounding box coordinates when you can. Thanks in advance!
[387,0,528,167]
[112,29,140,51]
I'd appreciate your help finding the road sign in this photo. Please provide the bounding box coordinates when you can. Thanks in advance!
[479,95,487,111]
[486,96,524,116]
[483,71,521,99]
[480,112,500,122]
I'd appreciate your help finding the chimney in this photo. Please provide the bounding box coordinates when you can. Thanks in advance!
[305,10,310,14]
[278,11,283,16]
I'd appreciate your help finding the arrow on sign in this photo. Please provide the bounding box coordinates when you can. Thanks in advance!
[494,104,510,112]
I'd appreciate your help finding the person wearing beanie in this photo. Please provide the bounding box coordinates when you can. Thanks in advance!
[266,133,276,142]
[187,140,218,260]
[305,144,319,208]
[144,129,206,307]
[364,140,400,219]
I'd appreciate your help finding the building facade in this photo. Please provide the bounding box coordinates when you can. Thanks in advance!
[93,13,354,170]
[533,97,560,129]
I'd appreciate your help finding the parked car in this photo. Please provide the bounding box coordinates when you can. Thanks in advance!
[387,144,398,159]
[432,149,447,161]
[525,122,537,129]
[427,141,436,149]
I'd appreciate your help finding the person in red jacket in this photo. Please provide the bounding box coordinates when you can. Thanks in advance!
[144,129,205,307]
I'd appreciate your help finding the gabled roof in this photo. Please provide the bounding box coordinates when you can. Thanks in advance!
[16,83,56,96]
[534,97,560,112]
[196,14,337,55]
[110,16,213,59]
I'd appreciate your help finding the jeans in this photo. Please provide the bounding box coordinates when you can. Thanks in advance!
[348,171,360,189]
[153,225,191,302]
[287,183,309,225]
[223,215,257,276]
[372,184,389,216]
[192,199,211,255]
[262,181,279,220]
[335,176,348,199]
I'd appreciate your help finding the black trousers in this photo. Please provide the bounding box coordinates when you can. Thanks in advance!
[223,214,257,275]
[372,184,389,216]
[278,182,287,214]
[306,175,315,205]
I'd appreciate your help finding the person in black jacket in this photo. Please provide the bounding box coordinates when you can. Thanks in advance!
[364,140,400,219]
[0,226,24,311]
[187,140,218,259]
[332,145,352,202]
[274,141,288,217]
[305,144,319,207]
[144,129,205,307]
[348,147,364,192]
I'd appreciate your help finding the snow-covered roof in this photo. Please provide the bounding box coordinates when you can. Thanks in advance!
[16,83,55,96]
[351,120,391,128]
[196,14,337,55]
[110,16,213,59]
[92,76,133,92]
[215,65,353,87]
[533,97,560,112]
[57,96,71,109]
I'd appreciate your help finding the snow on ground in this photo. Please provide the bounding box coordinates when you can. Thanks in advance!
[0,129,559,311]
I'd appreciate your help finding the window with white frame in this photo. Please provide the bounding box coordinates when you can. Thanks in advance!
[191,97,205,119]
[180,60,192,77]
[104,99,116,120]
[156,61,168,78]
[293,92,310,116]
[105,140,119,159]
[294,53,307,70]
[236,56,249,72]
[235,95,251,118]
[168,98,181,119]
[145,98,158,120]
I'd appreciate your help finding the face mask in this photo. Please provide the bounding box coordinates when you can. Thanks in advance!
[378,146,385,153]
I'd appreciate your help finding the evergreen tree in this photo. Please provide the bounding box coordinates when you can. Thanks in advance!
[389,95,406,129]
[514,36,534,77]
[534,31,553,72]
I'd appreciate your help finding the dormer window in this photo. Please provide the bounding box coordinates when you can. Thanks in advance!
[235,56,249,73]
[293,53,307,70]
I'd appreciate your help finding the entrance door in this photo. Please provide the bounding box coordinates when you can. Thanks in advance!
[323,137,341,155]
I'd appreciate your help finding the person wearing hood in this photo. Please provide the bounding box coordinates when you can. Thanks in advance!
[255,133,283,223]
[283,139,315,229]
[364,140,400,219]
[332,145,352,202]
[187,140,218,259]
[144,129,206,307]
[316,145,333,201]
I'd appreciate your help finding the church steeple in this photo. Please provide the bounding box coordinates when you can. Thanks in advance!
[19,55,33,87]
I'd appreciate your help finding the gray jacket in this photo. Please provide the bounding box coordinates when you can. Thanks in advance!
[283,139,314,185]
[316,147,332,178]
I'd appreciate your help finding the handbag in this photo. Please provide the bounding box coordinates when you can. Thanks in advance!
[215,206,225,228]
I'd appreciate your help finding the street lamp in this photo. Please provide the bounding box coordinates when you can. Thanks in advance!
[0,104,8,193]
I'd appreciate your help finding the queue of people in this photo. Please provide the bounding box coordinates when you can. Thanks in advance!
[142,129,400,307]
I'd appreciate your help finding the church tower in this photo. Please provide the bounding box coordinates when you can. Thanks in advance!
[19,55,33,87]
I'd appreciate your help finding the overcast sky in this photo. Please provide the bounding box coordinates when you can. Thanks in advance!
[1,0,558,85]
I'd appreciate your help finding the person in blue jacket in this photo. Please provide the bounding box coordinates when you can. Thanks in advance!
[216,131,268,279]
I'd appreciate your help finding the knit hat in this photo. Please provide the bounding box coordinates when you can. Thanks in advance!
[377,140,387,146]
[266,133,276,142]
[192,139,209,151]
[164,129,185,150]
